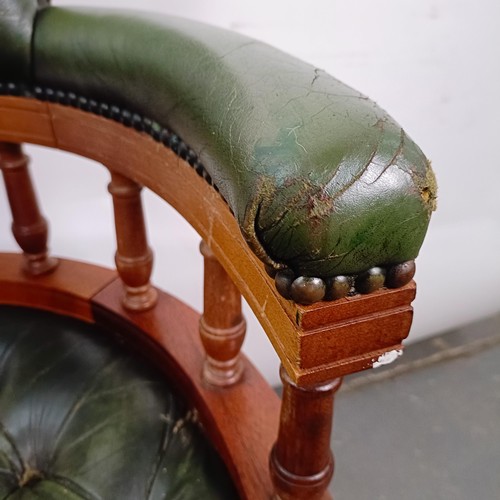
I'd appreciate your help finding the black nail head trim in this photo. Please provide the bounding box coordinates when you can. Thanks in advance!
[67,92,78,106]
[121,109,133,127]
[56,90,68,104]
[131,113,143,131]
[46,88,57,102]
[150,122,162,141]
[160,129,171,146]
[195,164,204,177]
[110,105,121,121]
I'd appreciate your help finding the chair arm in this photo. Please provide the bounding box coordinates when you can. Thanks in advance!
[0,0,436,303]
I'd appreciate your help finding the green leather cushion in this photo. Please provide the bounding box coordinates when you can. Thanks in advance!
[0,305,237,499]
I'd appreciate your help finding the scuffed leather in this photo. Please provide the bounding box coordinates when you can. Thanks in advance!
[0,306,237,499]
[0,0,48,80]
[4,3,436,277]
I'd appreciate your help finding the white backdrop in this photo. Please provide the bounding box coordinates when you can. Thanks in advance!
[1,0,499,385]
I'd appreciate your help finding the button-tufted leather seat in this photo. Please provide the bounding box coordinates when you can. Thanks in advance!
[0,305,236,499]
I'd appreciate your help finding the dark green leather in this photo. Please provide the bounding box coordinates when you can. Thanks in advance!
[0,306,237,499]
[0,1,436,278]
[0,0,48,80]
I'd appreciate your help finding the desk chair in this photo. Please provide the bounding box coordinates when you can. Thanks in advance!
[0,1,436,498]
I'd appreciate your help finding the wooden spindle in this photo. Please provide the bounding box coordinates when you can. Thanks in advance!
[199,240,246,387]
[0,142,58,275]
[270,366,342,500]
[108,172,157,311]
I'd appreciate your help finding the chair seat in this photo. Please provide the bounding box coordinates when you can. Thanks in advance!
[0,306,236,500]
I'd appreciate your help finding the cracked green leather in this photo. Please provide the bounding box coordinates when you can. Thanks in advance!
[0,306,237,500]
[1,1,436,278]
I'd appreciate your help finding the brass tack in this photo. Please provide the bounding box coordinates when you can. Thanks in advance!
[355,267,386,294]
[325,275,351,300]
[290,276,326,305]
[275,269,295,299]
[386,260,416,288]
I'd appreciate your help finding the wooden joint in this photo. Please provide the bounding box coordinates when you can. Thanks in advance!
[20,247,58,276]
[0,151,27,171]
[199,316,246,387]
[107,178,142,198]
[271,365,342,500]
[270,448,333,499]
[114,249,155,287]
[117,272,158,312]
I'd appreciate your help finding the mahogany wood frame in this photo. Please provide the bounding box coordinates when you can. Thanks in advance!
[0,95,418,499]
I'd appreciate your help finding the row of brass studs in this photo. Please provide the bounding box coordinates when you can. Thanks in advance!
[267,261,416,305]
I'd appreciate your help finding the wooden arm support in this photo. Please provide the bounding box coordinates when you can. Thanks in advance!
[0,142,58,275]
[199,240,246,387]
[108,172,157,311]
[271,368,341,500]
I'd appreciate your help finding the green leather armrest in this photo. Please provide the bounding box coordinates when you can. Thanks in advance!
[0,0,436,301]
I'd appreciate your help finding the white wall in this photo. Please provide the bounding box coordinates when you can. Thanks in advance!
[1,0,499,385]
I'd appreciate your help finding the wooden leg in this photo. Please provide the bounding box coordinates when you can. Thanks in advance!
[270,365,342,500]
[108,172,157,311]
[0,142,58,275]
[199,240,246,387]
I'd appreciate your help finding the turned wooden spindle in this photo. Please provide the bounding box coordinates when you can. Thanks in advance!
[199,240,246,387]
[108,172,157,311]
[0,142,58,275]
[271,366,342,500]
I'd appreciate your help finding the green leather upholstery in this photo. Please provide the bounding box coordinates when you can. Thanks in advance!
[0,306,237,500]
[0,0,436,282]
[0,0,48,80]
